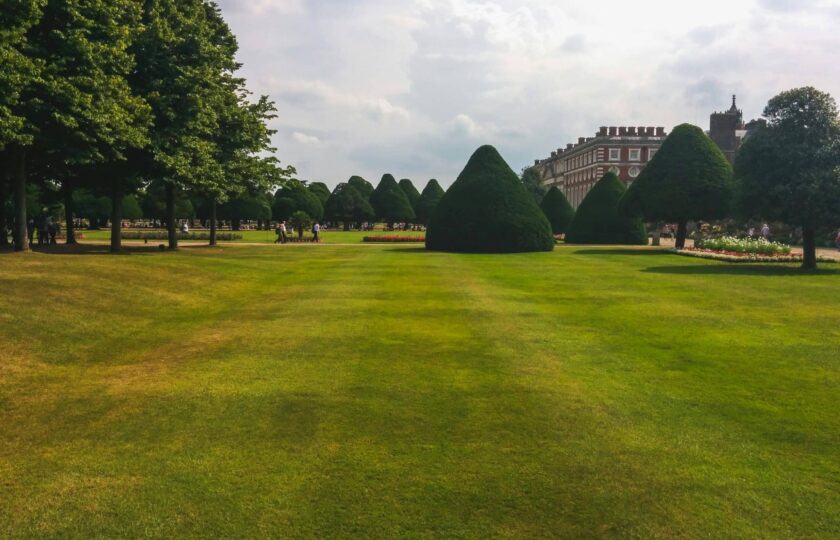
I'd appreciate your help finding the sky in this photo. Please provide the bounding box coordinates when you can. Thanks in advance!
[215,0,840,189]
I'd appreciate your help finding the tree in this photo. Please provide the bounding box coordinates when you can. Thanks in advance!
[3,0,150,252]
[566,172,647,245]
[289,210,312,239]
[521,167,548,205]
[540,186,575,235]
[398,178,420,211]
[370,174,415,227]
[347,176,374,199]
[734,87,840,269]
[273,180,323,222]
[415,179,445,226]
[426,145,554,253]
[221,192,271,230]
[308,182,330,205]
[140,181,195,224]
[621,123,733,249]
[324,183,374,230]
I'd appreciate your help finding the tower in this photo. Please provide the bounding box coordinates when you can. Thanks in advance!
[709,95,744,163]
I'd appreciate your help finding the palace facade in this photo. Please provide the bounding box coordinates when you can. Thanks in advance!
[532,126,667,208]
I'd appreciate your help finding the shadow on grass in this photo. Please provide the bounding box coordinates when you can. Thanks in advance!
[571,248,669,256]
[643,264,840,276]
[0,244,188,256]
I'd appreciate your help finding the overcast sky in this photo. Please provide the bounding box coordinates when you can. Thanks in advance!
[216,0,840,189]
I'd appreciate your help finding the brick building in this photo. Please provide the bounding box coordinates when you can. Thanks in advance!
[709,95,766,162]
[532,126,667,208]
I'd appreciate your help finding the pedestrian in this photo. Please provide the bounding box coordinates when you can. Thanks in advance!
[47,218,57,245]
[276,220,288,244]
[312,221,320,243]
[748,227,755,238]
[760,223,771,240]
[26,219,35,248]
[37,214,48,246]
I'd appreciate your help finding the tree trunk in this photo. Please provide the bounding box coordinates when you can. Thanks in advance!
[232,218,240,231]
[165,182,177,250]
[0,162,8,247]
[209,198,217,246]
[802,227,817,270]
[63,183,77,245]
[675,220,687,250]
[343,221,350,231]
[12,149,28,252]
[110,182,123,253]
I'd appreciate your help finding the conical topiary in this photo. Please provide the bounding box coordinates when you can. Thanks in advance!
[565,172,647,245]
[415,179,445,225]
[348,176,374,199]
[370,174,415,225]
[426,145,554,253]
[398,179,421,212]
[540,186,575,235]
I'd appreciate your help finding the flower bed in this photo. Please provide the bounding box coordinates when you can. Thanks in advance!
[362,235,426,243]
[695,235,790,255]
[674,248,836,264]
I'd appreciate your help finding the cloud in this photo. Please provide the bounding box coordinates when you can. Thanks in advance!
[216,0,840,188]
[291,131,321,145]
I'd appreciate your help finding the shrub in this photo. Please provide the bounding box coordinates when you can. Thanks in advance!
[362,235,425,243]
[426,145,554,253]
[348,176,374,199]
[324,183,374,230]
[565,172,647,245]
[370,174,415,225]
[415,179,445,226]
[540,186,575,234]
[121,231,242,241]
[695,236,791,255]
[398,179,421,212]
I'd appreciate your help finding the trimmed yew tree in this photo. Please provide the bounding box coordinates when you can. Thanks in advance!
[398,178,420,210]
[273,180,323,222]
[370,174,415,226]
[324,183,374,230]
[348,176,374,199]
[426,145,553,253]
[415,179,445,225]
[735,87,840,270]
[521,166,548,204]
[308,182,330,205]
[622,123,733,249]
[540,186,574,235]
[566,172,647,245]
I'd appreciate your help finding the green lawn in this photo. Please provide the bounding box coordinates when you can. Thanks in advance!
[77,228,423,244]
[1,244,838,537]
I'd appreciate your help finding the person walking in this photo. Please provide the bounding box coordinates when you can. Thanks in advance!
[37,214,49,246]
[26,218,35,248]
[312,221,320,243]
[47,218,57,245]
[275,221,288,244]
[760,223,771,240]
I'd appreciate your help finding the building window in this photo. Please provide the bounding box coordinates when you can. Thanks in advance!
[609,148,620,161]
[629,166,641,178]
[648,148,657,160]
[629,148,641,161]
[609,166,620,175]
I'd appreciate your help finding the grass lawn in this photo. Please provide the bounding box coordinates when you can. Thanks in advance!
[1,244,838,537]
[77,228,423,244]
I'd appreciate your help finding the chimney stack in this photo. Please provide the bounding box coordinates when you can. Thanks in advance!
[598,126,608,136]
[656,127,665,136]
[609,126,618,136]
[619,127,628,136]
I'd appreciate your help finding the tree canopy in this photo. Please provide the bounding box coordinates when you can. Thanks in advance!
[273,180,324,222]
[370,174,415,225]
[324,183,374,230]
[521,167,548,205]
[565,172,647,245]
[347,176,374,199]
[308,182,331,205]
[621,123,733,248]
[415,179,445,226]
[734,87,840,269]
[426,145,554,253]
[540,186,575,235]
[398,179,421,211]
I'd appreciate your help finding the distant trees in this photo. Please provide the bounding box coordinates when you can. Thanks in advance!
[273,180,323,222]
[427,145,553,253]
[221,192,271,231]
[540,187,575,235]
[348,176,374,199]
[415,179,445,226]
[324,183,374,230]
[398,179,421,211]
[566,172,647,245]
[735,87,840,269]
[621,124,733,249]
[370,174,415,227]
[308,182,331,205]
[521,167,548,205]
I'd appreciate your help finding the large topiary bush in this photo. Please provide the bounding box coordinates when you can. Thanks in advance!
[565,172,647,245]
[398,179,421,211]
[540,186,574,234]
[426,145,554,253]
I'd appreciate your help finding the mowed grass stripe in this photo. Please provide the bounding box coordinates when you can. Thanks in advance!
[0,245,838,537]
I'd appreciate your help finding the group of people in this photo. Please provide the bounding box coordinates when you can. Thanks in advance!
[747,223,773,240]
[26,215,60,247]
[274,221,320,244]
